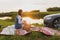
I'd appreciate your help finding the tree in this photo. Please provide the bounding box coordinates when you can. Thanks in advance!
[31,10,40,12]
[47,7,60,12]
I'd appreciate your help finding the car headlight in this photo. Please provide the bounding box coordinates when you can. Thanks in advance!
[46,17,52,20]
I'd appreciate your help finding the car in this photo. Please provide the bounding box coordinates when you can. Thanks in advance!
[44,13,60,29]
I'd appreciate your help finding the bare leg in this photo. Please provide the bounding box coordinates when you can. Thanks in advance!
[16,29,20,35]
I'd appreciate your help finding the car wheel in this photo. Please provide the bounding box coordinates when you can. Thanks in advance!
[53,18,60,29]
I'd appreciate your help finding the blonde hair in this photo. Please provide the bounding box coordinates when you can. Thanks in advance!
[23,20,31,32]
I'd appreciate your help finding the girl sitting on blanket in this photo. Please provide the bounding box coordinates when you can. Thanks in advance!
[15,9,23,35]
[15,9,31,35]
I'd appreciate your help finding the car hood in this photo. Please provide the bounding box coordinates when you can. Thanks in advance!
[44,13,60,19]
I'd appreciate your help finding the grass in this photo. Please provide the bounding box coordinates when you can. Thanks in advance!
[0,11,60,40]
[0,20,14,32]
[0,20,14,27]
[0,32,48,40]
[0,32,60,40]
[0,20,60,40]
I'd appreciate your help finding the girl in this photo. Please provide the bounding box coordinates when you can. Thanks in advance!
[23,20,31,32]
[15,9,23,35]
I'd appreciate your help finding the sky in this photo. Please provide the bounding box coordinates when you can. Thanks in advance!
[0,0,60,12]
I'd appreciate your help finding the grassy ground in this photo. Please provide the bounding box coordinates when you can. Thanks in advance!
[0,32,60,40]
[0,20,14,27]
[0,20,60,40]
[0,20,14,32]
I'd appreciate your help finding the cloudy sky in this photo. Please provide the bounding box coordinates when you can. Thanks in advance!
[0,0,60,12]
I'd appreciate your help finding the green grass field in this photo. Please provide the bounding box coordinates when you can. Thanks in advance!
[0,32,60,40]
[0,20,14,27]
[0,20,14,32]
[0,20,60,40]
[0,12,60,40]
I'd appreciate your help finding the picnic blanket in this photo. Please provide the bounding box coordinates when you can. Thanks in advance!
[0,25,60,36]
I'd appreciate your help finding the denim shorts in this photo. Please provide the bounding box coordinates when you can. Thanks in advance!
[15,23,22,29]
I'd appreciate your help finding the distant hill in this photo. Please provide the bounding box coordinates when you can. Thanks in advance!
[0,11,60,19]
[0,12,17,17]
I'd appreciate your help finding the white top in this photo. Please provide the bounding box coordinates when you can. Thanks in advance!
[17,15,23,24]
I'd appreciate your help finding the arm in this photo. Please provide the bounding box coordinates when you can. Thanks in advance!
[17,15,22,24]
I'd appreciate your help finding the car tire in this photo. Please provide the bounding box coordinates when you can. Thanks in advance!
[53,17,60,29]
